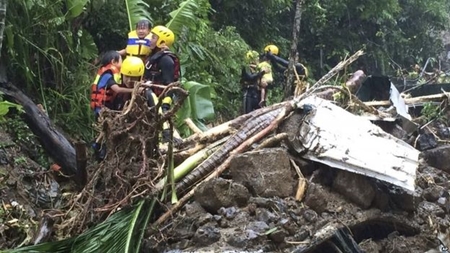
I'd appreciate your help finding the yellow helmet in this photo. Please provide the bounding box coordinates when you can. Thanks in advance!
[121,56,144,77]
[246,50,259,61]
[151,25,175,48]
[264,44,279,55]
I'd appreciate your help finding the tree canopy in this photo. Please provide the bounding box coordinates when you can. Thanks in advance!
[2,0,450,139]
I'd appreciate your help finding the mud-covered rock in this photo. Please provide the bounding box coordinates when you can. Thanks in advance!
[255,208,276,224]
[224,229,247,248]
[304,183,329,214]
[416,133,438,151]
[268,229,287,243]
[390,190,422,212]
[192,225,221,247]
[422,185,444,202]
[418,201,445,218]
[332,170,376,209]
[423,145,450,173]
[194,178,250,213]
[229,148,295,198]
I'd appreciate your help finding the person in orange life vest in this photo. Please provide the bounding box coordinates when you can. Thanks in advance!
[90,51,143,120]
[117,19,152,61]
[90,54,145,160]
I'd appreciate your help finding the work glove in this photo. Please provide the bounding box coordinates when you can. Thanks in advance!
[257,70,266,78]
[266,51,275,60]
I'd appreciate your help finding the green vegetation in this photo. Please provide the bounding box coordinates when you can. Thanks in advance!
[1,0,450,252]
[3,0,449,142]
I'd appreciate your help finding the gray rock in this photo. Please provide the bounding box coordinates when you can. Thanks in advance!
[332,170,375,209]
[194,178,251,213]
[303,209,318,223]
[229,148,295,198]
[423,185,444,202]
[304,183,329,214]
[226,231,247,248]
[255,208,276,224]
[247,221,270,233]
[423,145,450,173]
[418,201,445,218]
[192,225,221,247]
[268,229,287,243]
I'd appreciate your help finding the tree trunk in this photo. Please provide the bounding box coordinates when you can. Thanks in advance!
[284,0,305,99]
[0,0,6,54]
[0,82,84,185]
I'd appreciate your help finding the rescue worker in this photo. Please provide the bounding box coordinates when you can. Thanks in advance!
[143,25,182,144]
[240,50,266,114]
[117,19,152,61]
[264,44,307,77]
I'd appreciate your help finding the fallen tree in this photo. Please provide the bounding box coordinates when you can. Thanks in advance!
[0,82,85,185]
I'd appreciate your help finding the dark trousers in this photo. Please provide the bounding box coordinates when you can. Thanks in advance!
[243,87,261,114]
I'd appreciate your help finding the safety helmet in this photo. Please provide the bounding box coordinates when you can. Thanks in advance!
[246,50,259,61]
[151,25,175,48]
[264,45,279,55]
[136,19,151,29]
[120,56,144,77]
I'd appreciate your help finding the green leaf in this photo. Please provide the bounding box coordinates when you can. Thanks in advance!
[0,101,23,118]
[124,0,152,31]
[166,0,200,36]
[65,0,90,19]
[176,80,215,136]
[4,199,156,253]
[183,81,215,120]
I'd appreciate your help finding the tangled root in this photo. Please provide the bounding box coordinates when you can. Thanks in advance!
[62,83,188,235]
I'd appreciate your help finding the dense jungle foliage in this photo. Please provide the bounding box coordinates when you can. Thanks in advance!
[2,0,450,142]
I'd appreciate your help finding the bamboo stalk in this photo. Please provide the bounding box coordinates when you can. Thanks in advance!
[294,50,365,103]
[184,118,203,134]
[254,133,289,150]
[364,92,450,107]
[183,103,284,146]
[154,136,227,190]
[153,104,292,227]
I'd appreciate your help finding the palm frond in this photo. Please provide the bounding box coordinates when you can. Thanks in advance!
[166,0,200,36]
[124,0,152,31]
[5,199,156,253]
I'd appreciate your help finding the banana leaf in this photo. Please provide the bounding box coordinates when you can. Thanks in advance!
[176,81,215,136]
[166,0,199,35]
[65,0,90,19]
[3,199,156,253]
[124,0,152,31]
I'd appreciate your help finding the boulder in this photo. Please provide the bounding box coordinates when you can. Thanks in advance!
[332,170,376,209]
[194,178,250,213]
[229,148,295,198]
[422,145,450,173]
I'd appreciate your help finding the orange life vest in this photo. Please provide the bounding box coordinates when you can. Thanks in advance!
[90,64,122,112]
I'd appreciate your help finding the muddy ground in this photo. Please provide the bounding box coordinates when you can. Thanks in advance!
[2,112,450,252]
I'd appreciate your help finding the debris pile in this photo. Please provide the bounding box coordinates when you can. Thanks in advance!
[3,49,450,252]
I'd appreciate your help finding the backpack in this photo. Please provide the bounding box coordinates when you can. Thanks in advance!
[146,51,181,82]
